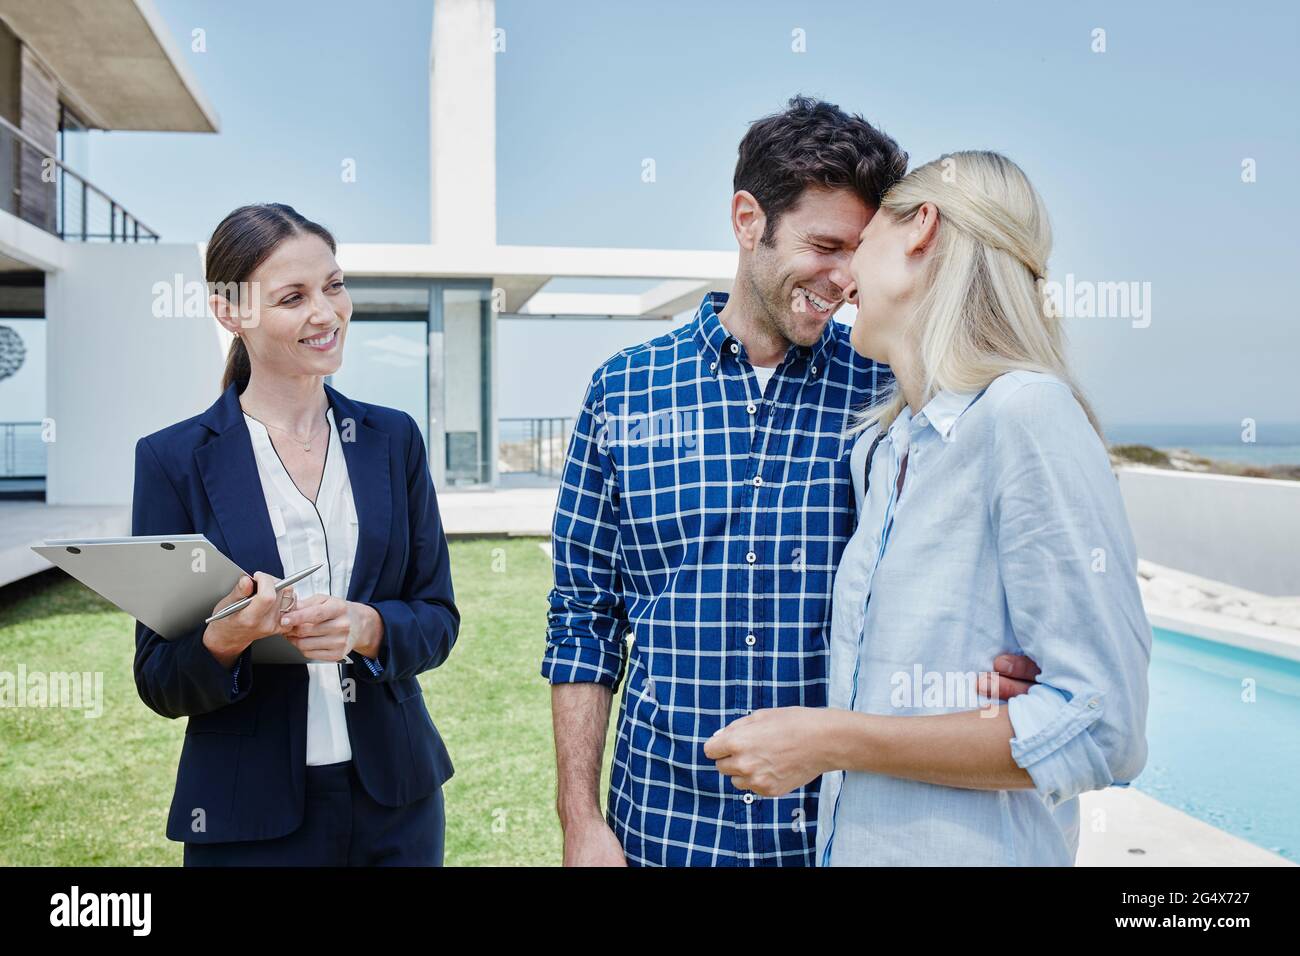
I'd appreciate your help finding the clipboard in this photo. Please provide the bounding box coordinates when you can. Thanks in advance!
[33,534,309,664]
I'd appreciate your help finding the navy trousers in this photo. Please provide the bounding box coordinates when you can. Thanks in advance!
[183,760,445,866]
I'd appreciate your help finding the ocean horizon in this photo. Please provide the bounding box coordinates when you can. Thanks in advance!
[1104,423,1300,467]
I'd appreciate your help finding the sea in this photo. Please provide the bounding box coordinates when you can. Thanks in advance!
[1104,423,1300,467]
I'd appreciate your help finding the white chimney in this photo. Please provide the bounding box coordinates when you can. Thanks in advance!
[429,0,496,247]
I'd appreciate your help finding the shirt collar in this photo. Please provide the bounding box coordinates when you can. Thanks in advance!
[915,387,985,441]
[692,291,841,375]
[693,291,734,366]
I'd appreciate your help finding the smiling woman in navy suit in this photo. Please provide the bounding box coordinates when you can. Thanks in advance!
[131,203,459,866]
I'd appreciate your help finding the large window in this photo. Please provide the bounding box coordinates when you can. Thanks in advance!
[327,279,494,488]
[440,285,494,486]
[57,105,89,236]
[327,284,429,450]
[58,105,89,172]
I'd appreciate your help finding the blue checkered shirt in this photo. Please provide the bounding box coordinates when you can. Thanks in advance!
[542,291,892,866]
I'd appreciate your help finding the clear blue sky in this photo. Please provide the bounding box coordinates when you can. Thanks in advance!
[81,0,1299,427]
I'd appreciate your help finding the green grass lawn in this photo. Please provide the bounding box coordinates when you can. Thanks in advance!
[0,537,614,866]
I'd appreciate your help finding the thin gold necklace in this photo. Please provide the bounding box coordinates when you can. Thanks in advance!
[243,407,327,452]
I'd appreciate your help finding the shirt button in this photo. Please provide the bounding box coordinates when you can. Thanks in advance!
[742,793,755,804]
[730,343,740,354]
[746,403,757,415]
[1088,698,1100,709]
[745,634,756,646]
[752,476,763,487]
[811,365,818,375]
[709,361,717,372]
[745,551,756,564]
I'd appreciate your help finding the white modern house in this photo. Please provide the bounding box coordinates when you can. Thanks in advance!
[0,0,1296,608]
[0,0,222,582]
[0,0,733,586]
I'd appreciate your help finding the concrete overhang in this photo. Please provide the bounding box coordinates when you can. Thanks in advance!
[0,0,220,132]
[0,208,69,272]
[335,243,737,317]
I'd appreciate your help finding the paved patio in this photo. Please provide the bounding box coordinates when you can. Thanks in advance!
[1078,788,1292,866]
[1,486,557,590]
[0,501,129,589]
[439,485,557,538]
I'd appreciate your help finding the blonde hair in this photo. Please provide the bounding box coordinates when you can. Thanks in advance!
[851,150,1101,437]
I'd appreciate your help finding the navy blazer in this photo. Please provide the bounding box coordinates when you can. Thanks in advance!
[131,381,459,844]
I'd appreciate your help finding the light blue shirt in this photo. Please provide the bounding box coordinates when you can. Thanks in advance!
[816,370,1151,866]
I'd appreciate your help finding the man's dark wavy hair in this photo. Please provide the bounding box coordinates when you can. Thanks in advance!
[734,95,908,246]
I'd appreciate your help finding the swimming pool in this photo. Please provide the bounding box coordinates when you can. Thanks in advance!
[1134,627,1300,861]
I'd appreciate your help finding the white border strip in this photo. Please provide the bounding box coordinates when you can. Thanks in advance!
[1145,601,1300,663]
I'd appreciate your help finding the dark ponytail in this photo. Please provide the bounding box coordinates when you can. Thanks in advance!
[208,203,337,394]
[222,334,252,395]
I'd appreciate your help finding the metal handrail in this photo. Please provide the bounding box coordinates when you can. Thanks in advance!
[0,420,46,479]
[0,112,159,241]
[499,416,572,478]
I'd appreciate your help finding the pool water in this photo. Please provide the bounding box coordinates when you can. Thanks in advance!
[1134,628,1300,860]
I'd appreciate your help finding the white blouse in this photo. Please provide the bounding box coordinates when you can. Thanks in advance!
[243,405,360,766]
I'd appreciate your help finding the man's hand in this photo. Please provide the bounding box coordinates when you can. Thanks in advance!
[562,815,628,867]
[979,654,1041,699]
[704,706,833,798]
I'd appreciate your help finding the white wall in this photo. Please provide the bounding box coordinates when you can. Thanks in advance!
[497,315,678,418]
[443,293,482,435]
[1118,467,1300,596]
[44,242,226,505]
[430,0,495,247]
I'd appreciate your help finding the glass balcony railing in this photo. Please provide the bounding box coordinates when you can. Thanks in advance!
[0,421,46,479]
[0,113,158,242]
[499,417,572,482]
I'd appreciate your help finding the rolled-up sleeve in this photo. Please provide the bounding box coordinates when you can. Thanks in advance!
[990,381,1152,808]
[542,371,628,689]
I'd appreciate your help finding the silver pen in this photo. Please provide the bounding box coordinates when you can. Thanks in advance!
[204,563,323,624]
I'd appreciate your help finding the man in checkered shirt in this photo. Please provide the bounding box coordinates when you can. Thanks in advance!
[542,97,1040,866]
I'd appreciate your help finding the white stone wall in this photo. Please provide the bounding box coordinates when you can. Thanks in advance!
[44,242,224,505]
[1118,467,1300,597]
[430,0,496,248]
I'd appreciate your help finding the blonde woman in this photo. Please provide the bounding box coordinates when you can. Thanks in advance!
[705,151,1151,866]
